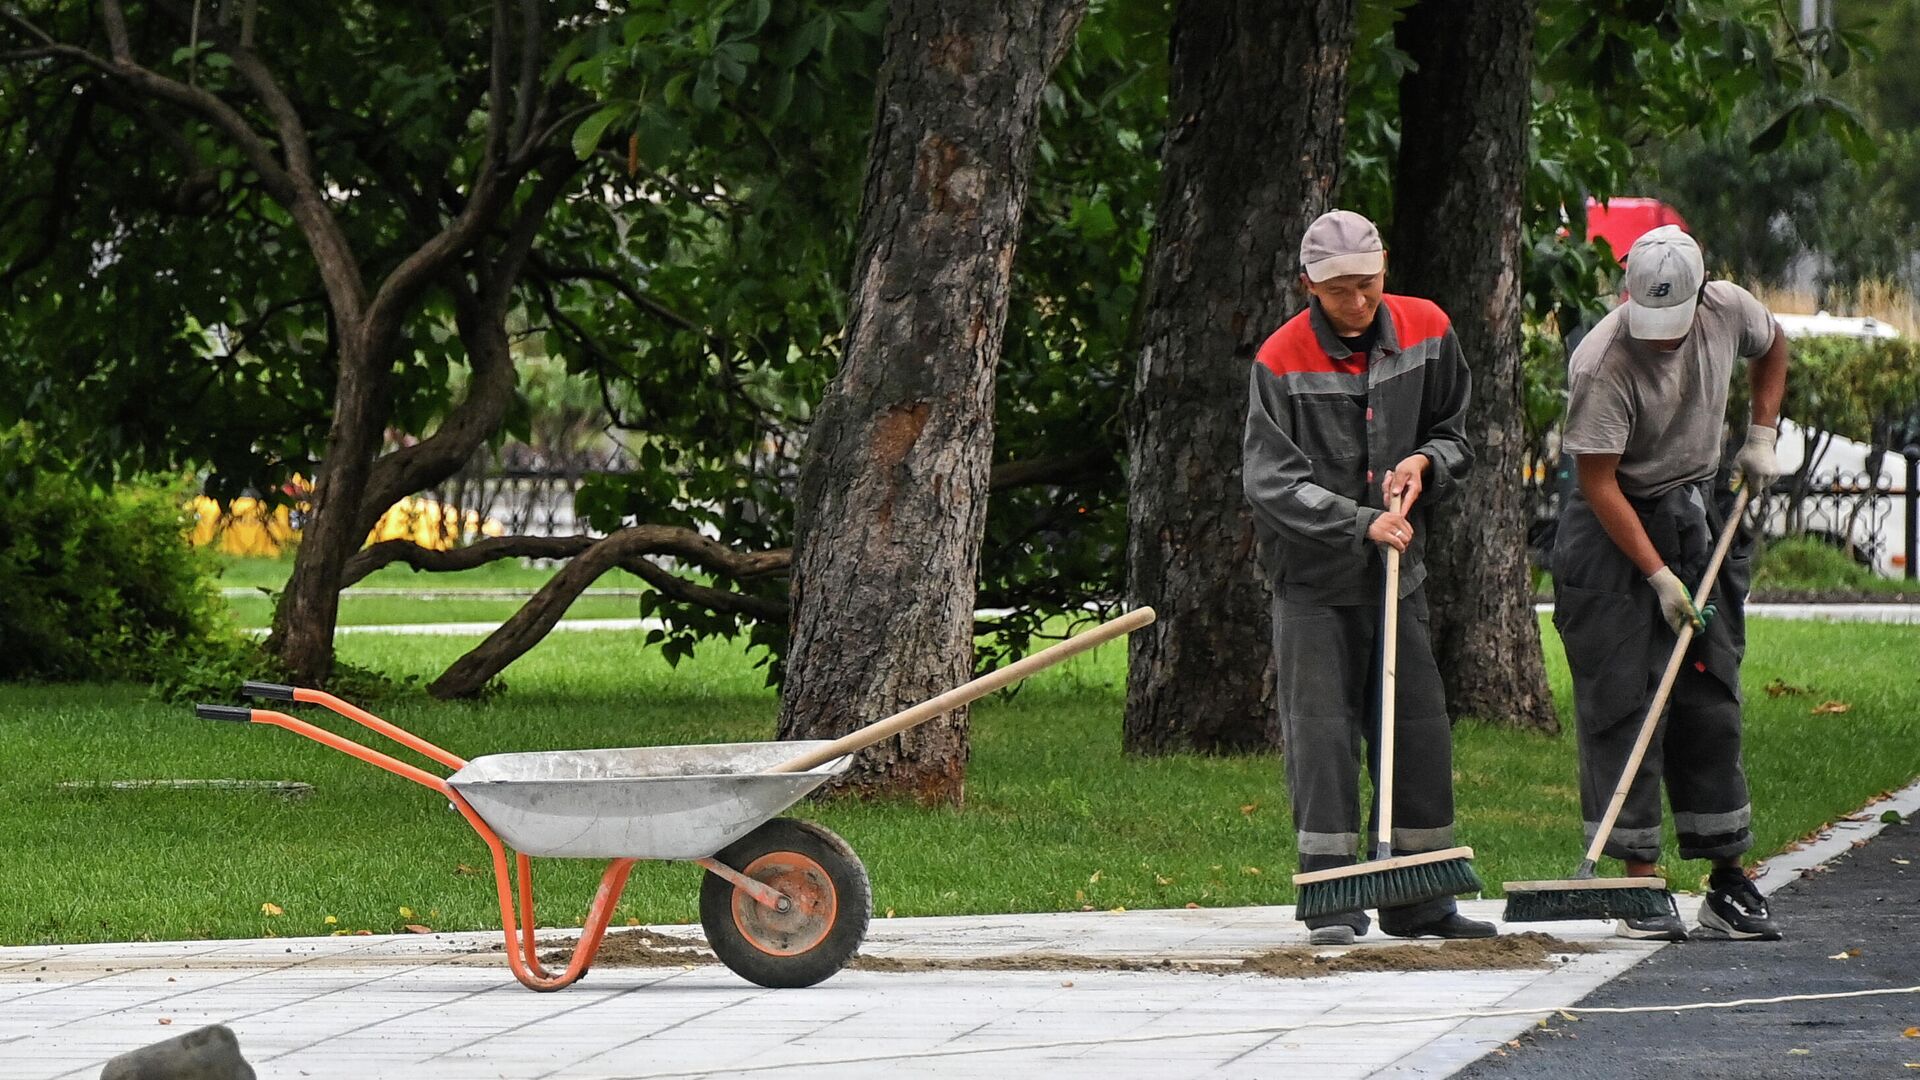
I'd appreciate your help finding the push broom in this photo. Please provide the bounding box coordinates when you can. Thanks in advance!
[1503,487,1752,923]
[1293,493,1482,921]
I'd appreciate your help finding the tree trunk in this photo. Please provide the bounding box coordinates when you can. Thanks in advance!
[1123,0,1357,754]
[1389,0,1557,732]
[777,0,1087,805]
[265,332,387,684]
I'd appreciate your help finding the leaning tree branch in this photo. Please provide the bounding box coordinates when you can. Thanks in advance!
[357,156,581,527]
[619,557,789,622]
[344,528,790,589]
[422,524,792,698]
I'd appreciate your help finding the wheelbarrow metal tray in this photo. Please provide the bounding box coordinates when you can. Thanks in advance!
[446,741,850,860]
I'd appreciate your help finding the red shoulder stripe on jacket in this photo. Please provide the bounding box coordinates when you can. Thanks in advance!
[1256,310,1350,376]
[1381,293,1450,350]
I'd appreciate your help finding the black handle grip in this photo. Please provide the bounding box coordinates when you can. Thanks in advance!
[196,704,255,723]
[240,681,297,701]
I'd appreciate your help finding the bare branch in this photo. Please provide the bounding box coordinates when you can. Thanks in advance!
[418,525,791,697]
[988,447,1117,491]
[344,529,790,589]
[620,558,789,623]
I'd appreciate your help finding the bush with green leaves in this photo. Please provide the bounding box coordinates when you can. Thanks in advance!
[0,444,233,683]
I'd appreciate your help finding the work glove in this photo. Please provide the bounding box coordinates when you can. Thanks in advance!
[1647,566,1706,634]
[1734,423,1779,492]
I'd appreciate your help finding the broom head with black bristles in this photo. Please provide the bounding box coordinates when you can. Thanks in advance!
[1502,873,1673,923]
[1293,846,1482,921]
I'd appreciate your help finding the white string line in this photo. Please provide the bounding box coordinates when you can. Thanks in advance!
[614,984,1920,1078]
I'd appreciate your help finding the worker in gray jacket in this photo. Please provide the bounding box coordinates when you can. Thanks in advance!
[1244,210,1489,946]
[1554,225,1789,942]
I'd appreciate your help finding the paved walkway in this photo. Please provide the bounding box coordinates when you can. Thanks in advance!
[5,789,1915,1079]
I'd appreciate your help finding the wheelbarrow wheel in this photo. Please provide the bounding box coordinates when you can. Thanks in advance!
[699,817,871,989]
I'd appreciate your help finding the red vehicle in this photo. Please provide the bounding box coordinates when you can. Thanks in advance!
[1583,196,1689,261]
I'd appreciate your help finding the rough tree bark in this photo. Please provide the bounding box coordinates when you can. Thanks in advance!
[1389,0,1558,732]
[1123,0,1357,754]
[776,0,1088,805]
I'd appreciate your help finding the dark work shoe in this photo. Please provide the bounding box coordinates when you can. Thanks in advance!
[1698,874,1782,941]
[1382,912,1496,940]
[1308,925,1355,946]
[1614,912,1689,942]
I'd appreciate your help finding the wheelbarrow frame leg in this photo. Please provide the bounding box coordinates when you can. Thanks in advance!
[201,692,643,992]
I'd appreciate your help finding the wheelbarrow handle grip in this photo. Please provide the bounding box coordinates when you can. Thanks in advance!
[240,681,297,701]
[196,704,255,723]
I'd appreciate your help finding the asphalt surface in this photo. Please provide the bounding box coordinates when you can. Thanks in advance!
[1460,818,1920,1079]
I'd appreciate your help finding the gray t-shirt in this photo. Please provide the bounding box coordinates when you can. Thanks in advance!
[1562,280,1778,499]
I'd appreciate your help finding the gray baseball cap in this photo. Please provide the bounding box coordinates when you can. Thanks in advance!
[1624,225,1704,339]
[1300,210,1385,282]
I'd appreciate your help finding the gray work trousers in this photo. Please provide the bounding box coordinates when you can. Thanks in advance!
[1551,483,1755,865]
[1275,587,1458,931]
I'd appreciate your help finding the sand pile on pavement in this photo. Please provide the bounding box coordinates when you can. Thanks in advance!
[575,929,1589,979]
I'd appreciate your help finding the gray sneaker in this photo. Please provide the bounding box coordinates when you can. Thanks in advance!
[1698,877,1782,941]
[1308,925,1356,946]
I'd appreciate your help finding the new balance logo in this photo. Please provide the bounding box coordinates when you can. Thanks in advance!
[1648,282,1673,298]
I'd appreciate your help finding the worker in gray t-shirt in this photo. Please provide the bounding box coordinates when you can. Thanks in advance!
[1553,225,1789,943]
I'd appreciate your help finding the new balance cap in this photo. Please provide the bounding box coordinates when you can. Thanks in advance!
[1300,210,1385,282]
[1624,225,1705,340]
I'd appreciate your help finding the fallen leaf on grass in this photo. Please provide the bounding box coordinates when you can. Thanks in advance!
[1185,902,1201,910]
[1240,802,1259,817]
[353,930,372,936]
[399,906,415,919]
[1903,1027,1919,1038]
[323,915,337,926]
[1108,906,1127,913]
[1088,870,1102,885]
[260,902,284,917]
[404,924,433,935]
[1242,866,1262,876]
[1811,700,1851,715]
[1764,678,1809,697]
[454,864,482,877]
[1154,875,1174,886]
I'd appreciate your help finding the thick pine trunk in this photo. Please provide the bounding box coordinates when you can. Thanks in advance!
[777,0,1087,805]
[1123,0,1357,754]
[1389,0,1557,732]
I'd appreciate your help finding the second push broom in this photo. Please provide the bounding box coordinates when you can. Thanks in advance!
[1503,487,1752,923]
[1293,493,1483,921]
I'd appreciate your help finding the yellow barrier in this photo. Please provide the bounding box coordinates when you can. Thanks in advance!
[188,492,505,557]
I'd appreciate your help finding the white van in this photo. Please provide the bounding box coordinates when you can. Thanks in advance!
[1766,312,1913,578]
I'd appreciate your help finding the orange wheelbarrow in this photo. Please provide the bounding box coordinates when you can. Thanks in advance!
[194,607,1153,991]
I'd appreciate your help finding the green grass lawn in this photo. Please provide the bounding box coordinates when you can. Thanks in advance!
[213,553,648,594]
[214,553,652,628]
[1,617,1914,945]
[222,593,645,628]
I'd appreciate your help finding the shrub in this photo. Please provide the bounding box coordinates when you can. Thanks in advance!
[0,441,236,683]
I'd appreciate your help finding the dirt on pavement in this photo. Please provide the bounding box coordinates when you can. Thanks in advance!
[569,928,1590,979]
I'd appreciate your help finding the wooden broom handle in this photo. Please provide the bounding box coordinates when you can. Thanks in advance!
[769,607,1158,774]
[1584,488,1751,865]
[1376,492,1403,854]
